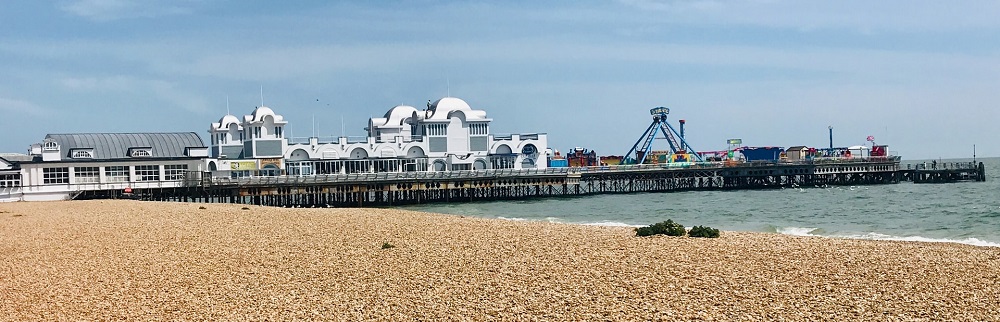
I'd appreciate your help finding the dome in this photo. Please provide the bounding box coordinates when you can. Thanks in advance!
[213,114,242,130]
[382,105,419,125]
[218,115,240,126]
[250,106,275,121]
[428,97,472,119]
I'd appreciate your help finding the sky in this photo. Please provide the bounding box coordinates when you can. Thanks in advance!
[1,0,998,160]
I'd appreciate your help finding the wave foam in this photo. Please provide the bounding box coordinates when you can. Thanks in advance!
[774,226,1000,247]
[582,221,643,228]
[833,232,1000,248]
[776,227,821,236]
[496,216,528,222]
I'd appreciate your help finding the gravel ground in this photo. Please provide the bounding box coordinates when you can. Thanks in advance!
[0,200,998,321]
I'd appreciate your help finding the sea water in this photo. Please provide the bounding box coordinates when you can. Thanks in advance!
[402,157,1000,247]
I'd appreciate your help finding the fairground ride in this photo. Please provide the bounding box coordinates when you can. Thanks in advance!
[623,107,703,164]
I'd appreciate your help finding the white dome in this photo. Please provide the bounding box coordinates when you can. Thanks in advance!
[428,97,473,119]
[382,105,418,125]
[213,114,242,130]
[219,114,240,126]
[251,106,275,121]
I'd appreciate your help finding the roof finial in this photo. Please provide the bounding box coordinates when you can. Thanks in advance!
[259,85,264,107]
[226,95,231,116]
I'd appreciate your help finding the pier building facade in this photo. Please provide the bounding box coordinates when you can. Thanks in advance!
[0,96,548,202]
[1,133,209,201]
[205,97,548,178]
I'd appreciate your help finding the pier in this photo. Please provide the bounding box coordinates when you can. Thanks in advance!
[897,161,987,183]
[74,158,987,207]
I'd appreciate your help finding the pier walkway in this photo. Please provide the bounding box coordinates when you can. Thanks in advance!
[75,157,986,207]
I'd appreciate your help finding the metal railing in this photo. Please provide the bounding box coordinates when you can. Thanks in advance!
[205,167,573,186]
[201,157,904,187]
[906,161,978,170]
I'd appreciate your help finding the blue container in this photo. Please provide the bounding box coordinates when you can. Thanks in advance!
[548,159,569,167]
[741,147,783,162]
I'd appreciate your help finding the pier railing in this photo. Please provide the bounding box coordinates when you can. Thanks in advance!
[205,167,573,187]
[203,156,902,187]
[905,161,978,170]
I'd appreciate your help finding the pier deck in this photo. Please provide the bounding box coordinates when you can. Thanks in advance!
[75,159,986,207]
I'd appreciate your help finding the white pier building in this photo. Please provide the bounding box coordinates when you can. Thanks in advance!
[205,97,548,177]
[0,96,548,202]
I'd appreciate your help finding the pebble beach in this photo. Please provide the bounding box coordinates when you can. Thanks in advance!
[1,200,998,321]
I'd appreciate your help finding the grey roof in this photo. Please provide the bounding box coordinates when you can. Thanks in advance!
[45,132,205,160]
[0,153,36,162]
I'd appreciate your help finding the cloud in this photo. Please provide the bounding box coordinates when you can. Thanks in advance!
[59,76,210,114]
[0,97,51,116]
[616,0,1000,32]
[59,75,133,91]
[59,0,196,22]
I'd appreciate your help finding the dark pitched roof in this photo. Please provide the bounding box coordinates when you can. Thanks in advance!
[0,153,36,163]
[45,133,205,160]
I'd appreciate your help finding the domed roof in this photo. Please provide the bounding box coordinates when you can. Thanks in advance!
[213,114,242,131]
[218,115,240,126]
[251,106,274,120]
[382,105,418,125]
[244,106,285,123]
[428,97,473,119]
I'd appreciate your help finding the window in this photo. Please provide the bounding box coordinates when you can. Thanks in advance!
[425,124,447,136]
[470,123,489,135]
[130,148,152,158]
[73,166,100,184]
[105,166,129,183]
[71,150,93,159]
[135,165,160,181]
[163,164,188,181]
[275,127,283,138]
[0,174,20,187]
[43,167,69,184]
[42,141,59,151]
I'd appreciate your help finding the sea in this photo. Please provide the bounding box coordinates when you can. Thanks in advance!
[402,157,1000,247]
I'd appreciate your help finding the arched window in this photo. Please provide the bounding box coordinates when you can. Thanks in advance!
[43,141,59,151]
[130,148,152,158]
[71,150,93,159]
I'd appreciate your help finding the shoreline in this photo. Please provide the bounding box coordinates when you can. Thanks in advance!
[2,200,998,320]
[488,214,1000,249]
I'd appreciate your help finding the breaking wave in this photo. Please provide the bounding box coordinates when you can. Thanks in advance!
[774,226,1000,247]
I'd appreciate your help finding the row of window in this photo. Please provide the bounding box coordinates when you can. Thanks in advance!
[220,127,283,144]
[0,174,20,187]
[69,149,152,159]
[40,165,189,185]
[72,150,93,159]
[214,133,230,144]
[426,124,447,136]
[469,123,489,136]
